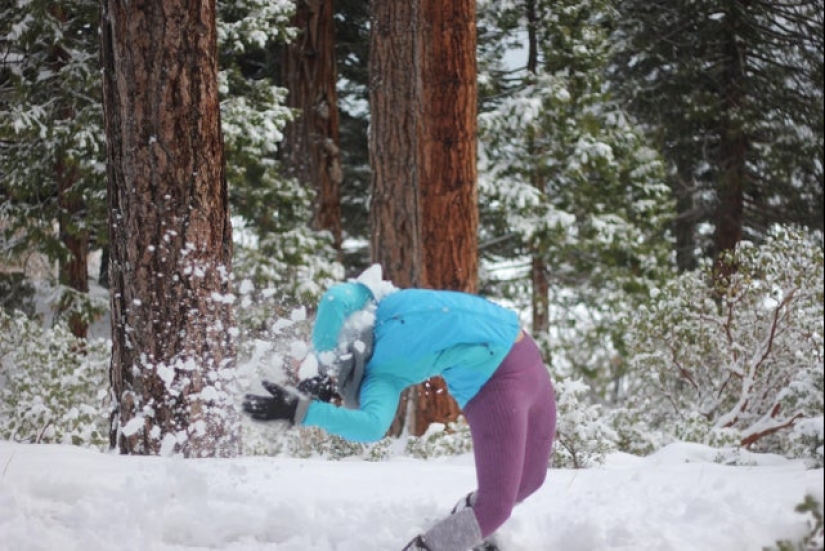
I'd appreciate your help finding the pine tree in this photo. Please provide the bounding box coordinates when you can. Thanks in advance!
[333,0,372,273]
[610,0,824,270]
[0,0,107,336]
[218,0,343,313]
[477,0,674,393]
[1,1,333,329]
[281,0,343,259]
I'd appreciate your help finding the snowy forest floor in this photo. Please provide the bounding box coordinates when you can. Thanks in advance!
[0,440,821,551]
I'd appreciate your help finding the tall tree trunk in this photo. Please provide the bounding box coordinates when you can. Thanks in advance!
[51,5,89,339]
[525,0,548,335]
[369,0,422,291]
[419,0,478,293]
[282,0,343,258]
[369,0,478,437]
[369,0,422,436]
[100,0,240,457]
[414,0,478,434]
[713,13,747,281]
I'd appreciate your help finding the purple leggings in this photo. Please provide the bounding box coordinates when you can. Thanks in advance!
[462,333,556,538]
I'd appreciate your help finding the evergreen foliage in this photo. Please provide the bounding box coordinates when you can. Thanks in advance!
[765,494,824,551]
[0,310,109,447]
[0,0,107,321]
[610,0,824,261]
[218,0,343,308]
[1,0,337,309]
[476,0,675,395]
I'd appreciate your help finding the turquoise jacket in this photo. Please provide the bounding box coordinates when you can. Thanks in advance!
[301,283,521,442]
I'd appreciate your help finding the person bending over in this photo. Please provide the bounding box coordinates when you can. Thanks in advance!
[242,266,556,551]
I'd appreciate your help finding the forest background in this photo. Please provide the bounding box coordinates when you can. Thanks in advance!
[0,0,823,510]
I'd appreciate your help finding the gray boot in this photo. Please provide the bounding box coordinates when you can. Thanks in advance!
[405,508,484,551]
[450,492,501,551]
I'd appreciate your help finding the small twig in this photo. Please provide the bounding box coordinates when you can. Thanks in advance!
[1,451,14,480]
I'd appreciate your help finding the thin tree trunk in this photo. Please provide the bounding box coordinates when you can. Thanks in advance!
[673,166,699,273]
[713,9,747,280]
[51,5,89,339]
[282,0,343,258]
[525,0,548,334]
[56,156,89,339]
[369,0,422,437]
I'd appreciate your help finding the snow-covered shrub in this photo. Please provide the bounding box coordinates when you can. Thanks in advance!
[766,494,824,551]
[622,227,824,459]
[287,427,368,459]
[405,418,474,459]
[553,377,618,468]
[240,417,290,456]
[787,417,825,469]
[362,438,395,462]
[0,273,36,318]
[0,310,110,448]
[607,401,665,457]
[53,283,109,335]
[671,411,742,449]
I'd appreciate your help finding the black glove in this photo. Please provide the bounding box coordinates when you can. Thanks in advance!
[297,375,337,402]
[242,380,300,423]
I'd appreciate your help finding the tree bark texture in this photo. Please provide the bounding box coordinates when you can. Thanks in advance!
[369,0,421,436]
[413,0,478,433]
[100,0,240,457]
[369,0,478,436]
[369,0,423,291]
[282,0,343,257]
[418,0,478,293]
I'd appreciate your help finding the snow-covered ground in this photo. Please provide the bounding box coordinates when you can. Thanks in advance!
[0,440,820,551]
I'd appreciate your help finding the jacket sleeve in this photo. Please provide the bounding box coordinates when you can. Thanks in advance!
[300,375,400,443]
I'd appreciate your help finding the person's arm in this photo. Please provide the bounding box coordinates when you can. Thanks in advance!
[300,375,400,442]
